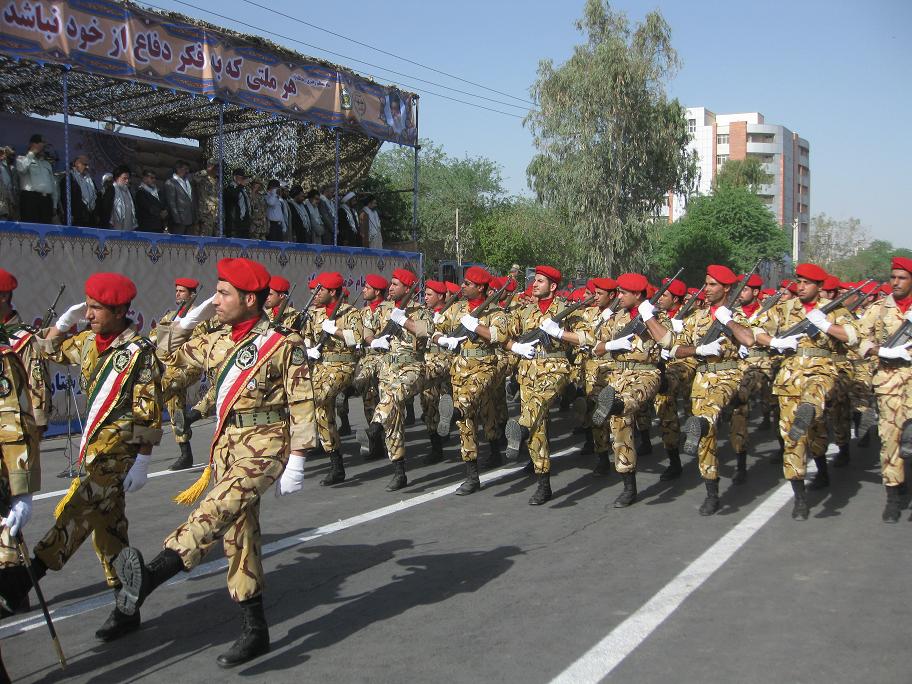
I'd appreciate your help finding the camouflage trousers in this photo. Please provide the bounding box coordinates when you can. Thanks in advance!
[582,360,612,453]
[876,372,912,486]
[421,353,451,436]
[691,368,743,480]
[608,369,661,474]
[312,361,355,451]
[850,359,875,416]
[517,358,571,474]
[451,356,500,462]
[167,392,190,445]
[164,424,289,602]
[33,453,135,587]
[373,360,427,462]
[729,363,771,455]
[827,363,854,447]
[655,360,696,451]
[491,354,513,431]
[776,372,835,480]
[351,353,383,422]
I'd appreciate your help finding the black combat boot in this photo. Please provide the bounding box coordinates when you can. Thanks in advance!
[425,434,444,465]
[320,450,346,486]
[807,457,829,490]
[592,386,624,427]
[338,412,352,436]
[404,401,416,426]
[613,472,637,508]
[385,460,407,491]
[832,444,850,467]
[484,440,503,469]
[592,451,612,476]
[732,451,747,485]
[505,419,530,462]
[528,473,552,505]
[681,416,709,459]
[0,557,45,614]
[791,480,809,520]
[699,479,720,516]
[883,485,902,524]
[581,428,595,455]
[760,412,772,430]
[169,442,194,471]
[856,408,878,448]
[788,402,816,441]
[560,384,576,411]
[216,596,270,668]
[660,448,683,481]
[636,429,653,456]
[95,595,141,642]
[455,460,481,496]
[358,422,385,461]
[506,377,520,401]
[437,394,455,437]
[114,547,184,616]
[571,396,589,427]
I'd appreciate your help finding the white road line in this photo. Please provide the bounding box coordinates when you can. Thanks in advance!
[0,447,576,639]
[33,464,207,501]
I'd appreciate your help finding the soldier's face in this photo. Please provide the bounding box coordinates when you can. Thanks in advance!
[425,289,444,309]
[174,286,192,304]
[214,282,257,324]
[362,285,378,301]
[703,276,728,305]
[85,296,126,335]
[531,274,555,300]
[796,277,820,303]
[890,269,912,299]
[657,290,675,311]
[617,288,642,310]
[315,288,333,307]
[388,278,408,301]
[461,280,483,300]
[595,288,616,309]
[264,289,284,310]
[739,287,758,305]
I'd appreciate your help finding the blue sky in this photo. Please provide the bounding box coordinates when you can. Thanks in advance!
[151,0,911,247]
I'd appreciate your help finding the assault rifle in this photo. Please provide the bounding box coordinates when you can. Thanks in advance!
[518,293,596,352]
[291,283,321,331]
[778,279,873,341]
[752,289,784,321]
[377,281,420,339]
[697,260,762,345]
[883,298,912,349]
[271,283,297,329]
[450,277,512,342]
[314,292,361,350]
[612,266,684,340]
[675,285,705,321]
[175,290,198,320]
[40,284,66,329]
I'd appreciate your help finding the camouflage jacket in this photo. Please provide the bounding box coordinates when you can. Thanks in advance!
[2,311,51,427]
[857,294,911,395]
[437,299,507,368]
[375,299,431,358]
[300,302,363,357]
[0,346,40,495]
[507,298,584,358]
[193,170,219,236]
[595,306,673,365]
[671,306,749,362]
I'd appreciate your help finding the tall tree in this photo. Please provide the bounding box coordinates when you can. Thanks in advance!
[804,213,871,269]
[828,239,912,281]
[526,0,698,274]
[714,157,773,193]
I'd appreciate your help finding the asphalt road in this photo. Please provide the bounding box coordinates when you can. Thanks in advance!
[2,396,910,683]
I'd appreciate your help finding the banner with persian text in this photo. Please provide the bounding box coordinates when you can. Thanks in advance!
[0,0,418,146]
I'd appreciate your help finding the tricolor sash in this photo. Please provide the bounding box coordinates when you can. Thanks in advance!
[8,328,34,354]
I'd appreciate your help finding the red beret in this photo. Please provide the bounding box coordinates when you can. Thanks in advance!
[645,284,658,299]
[617,272,648,293]
[269,275,291,293]
[175,277,199,290]
[391,268,417,287]
[0,268,17,292]
[365,274,388,290]
[738,274,763,288]
[445,281,461,295]
[880,282,892,294]
[860,281,878,294]
[706,264,737,285]
[85,272,136,306]
[503,277,517,293]
[570,287,587,301]
[795,262,828,283]
[314,271,343,290]
[535,265,561,283]
[425,279,447,295]
[687,287,698,296]
[218,258,270,292]
[463,266,492,285]
[662,277,686,298]
[760,288,777,297]
[892,256,912,274]
[780,279,798,294]
[821,276,840,292]
[489,276,506,290]
[591,277,617,292]
[308,278,319,290]
[839,281,852,290]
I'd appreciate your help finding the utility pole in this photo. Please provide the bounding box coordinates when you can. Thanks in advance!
[791,217,800,263]
[455,207,462,268]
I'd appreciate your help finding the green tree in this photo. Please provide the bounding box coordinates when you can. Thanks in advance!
[714,157,773,193]
[526,0,698,274]
[804,213,870,270]
[653,185,790,282]
[828,240,912,281]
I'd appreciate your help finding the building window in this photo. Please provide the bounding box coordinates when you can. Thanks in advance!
[747,133,775,144]
[687,119,696,134]
[716,134,729,145]
[716,154,729,167]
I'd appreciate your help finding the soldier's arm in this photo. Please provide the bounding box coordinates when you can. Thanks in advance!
[824,307,860,346]
[20,341,51,430]
[339,307,364,347]
[35,329,86,366]
[643,314,674,349]
[161,330,208,400]
[751,304,782,347]
[0,354,41,495]
[284,340,317,454]
[129,347,164,454]
[397,306,430,338]
[856,303,882,358]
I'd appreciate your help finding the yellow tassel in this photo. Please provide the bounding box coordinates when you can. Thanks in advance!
[173,465,211,506]
[54,476,81,520]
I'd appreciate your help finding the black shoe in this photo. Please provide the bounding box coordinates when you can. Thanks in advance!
[424,434,444,465]
[338,413,352,436]
[520,458,535,474]
[659,449,682,481]
[0,564,38,616]
[613,472,637,508]
[581,428,595,455]
[437,394,455,437]
[320,450,346,486]
[216,596,270,669]
[505,419,530,462]
[385,460,407,492]
[857,408,878,445]
[760,414,772,431]
[636,429,653,456]
[95,606,141,642]
[699,479,720,516]
[682,416,709,458]
[791,480,809,520]
[832,444,850,468]
[592,451,613,477]
[807,457,829,490]
[455,460,481,496]
[592,386,623,427]
[358,422,385,461]
[484,440,504,469]
[732,452,747,485]
[114,547,184,616]
[571,396,589,428]
[528,473,552,505]
[169,442,194,471]
[788,402,816,442]
[883,486,902,524]
[559,384,576,411]
[404,402,416,426]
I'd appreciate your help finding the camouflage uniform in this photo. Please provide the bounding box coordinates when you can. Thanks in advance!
[728,304,771,457]
[577,305,618,455]
[654,355,697,452]
[158,315,315,601]
[2,311,51,429]
[267,304,299,329]
[33,328,162,587]
[349,302,384,423]
[249,189,268,241]
[193,170,219,237]
[149,309,190,446]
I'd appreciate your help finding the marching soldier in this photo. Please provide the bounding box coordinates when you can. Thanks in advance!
[421,279,453,464]
[149,276,200,470]
[111,257,316,667]
[857,256,912,522]
[753,263,860,520]
[347,274,388,459]
[264,275,297,327]
[0,273,163,639]
[821,275,854,466]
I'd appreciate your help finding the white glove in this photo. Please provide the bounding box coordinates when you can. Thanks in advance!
[389,307,407,325]
[738,345,749,359]
[878,341,912,362]
[275,453,306,496]
[671,318,684,333]
[306,346,321,360]
[770,334,804,352]
[460,314,479,333]
[437,335,466,351]
[1,494,32,537]
[369,335,391,350]
[54,301,86,332]
[599,307,614,321]
[510,340,540,359]
[660,349,671,361]
[123,454,151,493]
[539,317,564,339]
[433,312,445,325]
[177,294,217,330]
[695,337,725,358]
[604,333,634,352]
[714,305,733,325]
[320,319,337,335]
[638,300,656,322]
[805,308,831,333]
